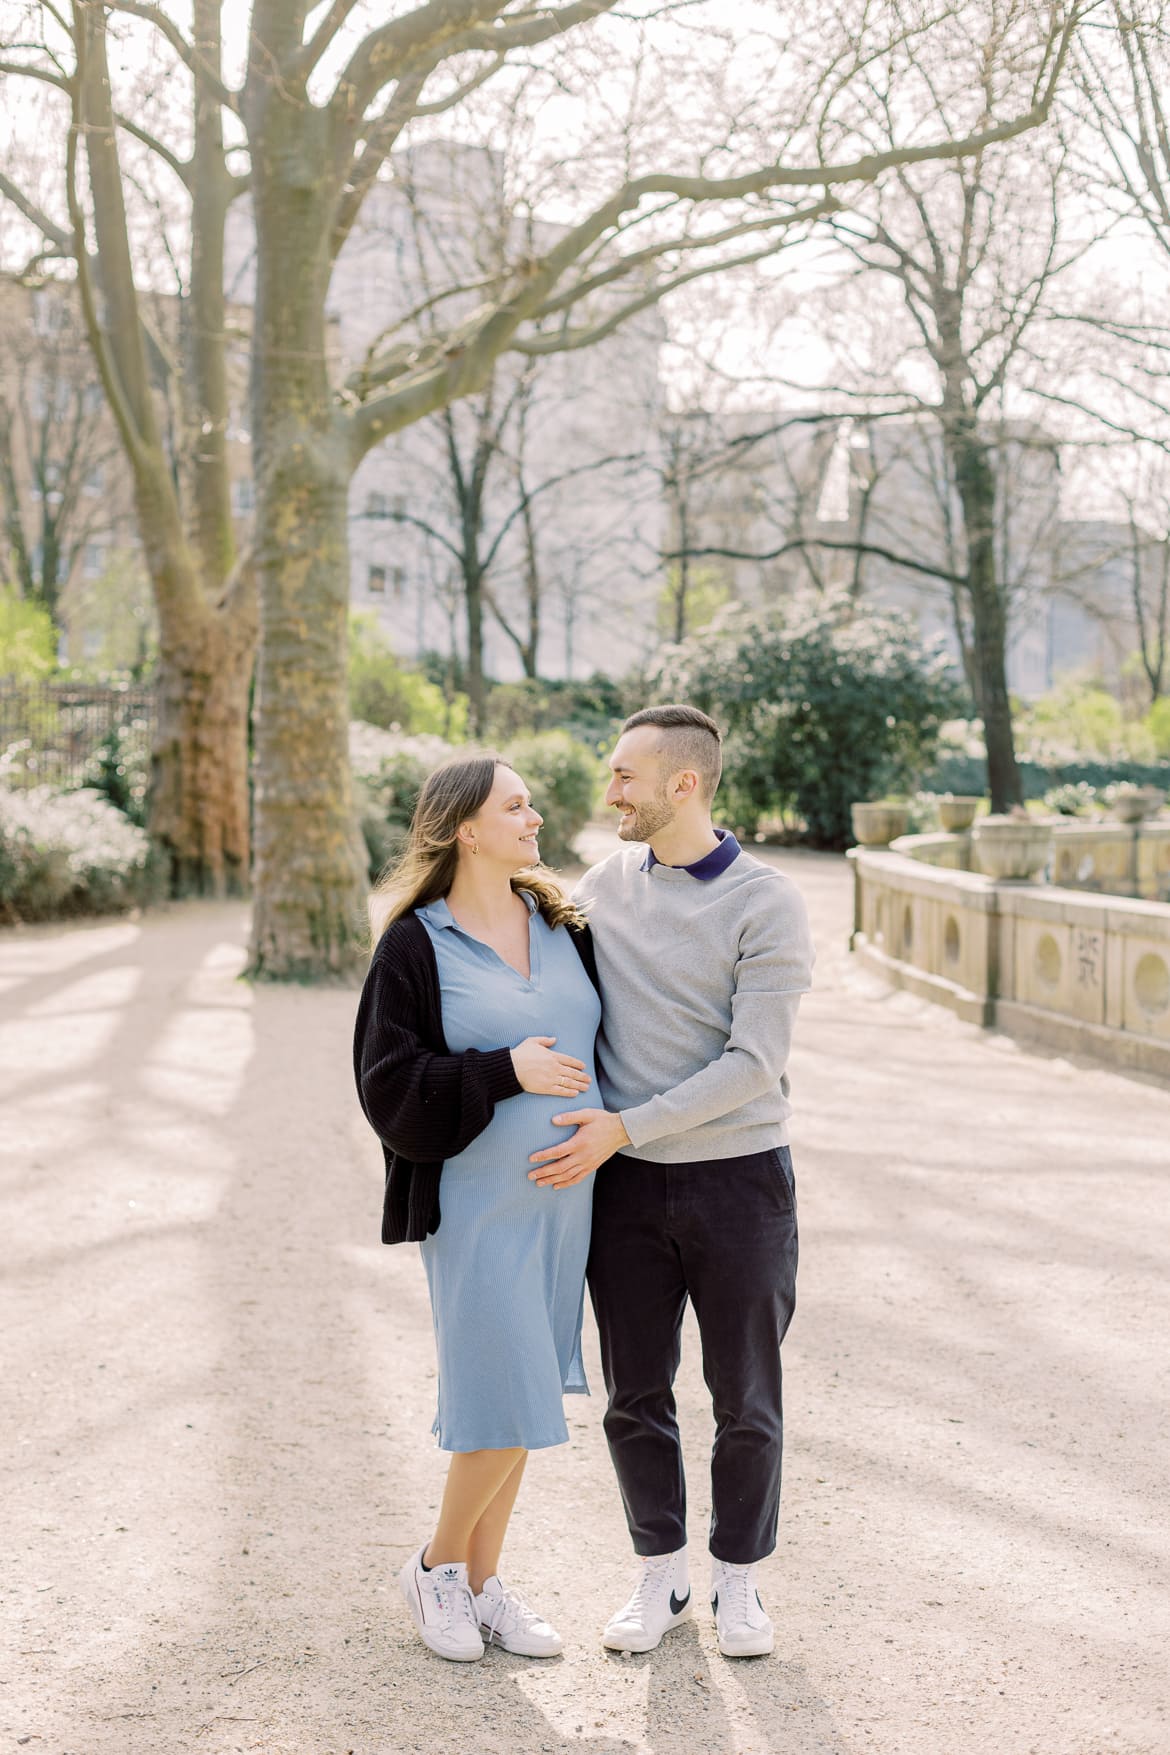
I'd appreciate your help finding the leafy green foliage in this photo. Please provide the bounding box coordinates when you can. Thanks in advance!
[61,550,157,677]
[1146,696,1170,760]
[0,586,57,681]
[1020,675,1155,763]
[505,729,597,868]
[80,719,151,825]
[485,672,628,754]
[650,596,966,849]
[348,613,468,739]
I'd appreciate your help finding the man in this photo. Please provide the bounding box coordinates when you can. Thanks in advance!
[527,704,814,1658]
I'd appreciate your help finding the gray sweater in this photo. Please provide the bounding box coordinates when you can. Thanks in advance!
[574,842,815,1162]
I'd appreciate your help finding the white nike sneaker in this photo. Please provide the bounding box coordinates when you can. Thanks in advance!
[475,1575,564,1657]
[710,1558,774,1657]
[398,1546,484,1662]
[602,1548,693,1653]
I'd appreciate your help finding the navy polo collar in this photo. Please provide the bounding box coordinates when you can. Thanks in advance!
[640,827,742,881]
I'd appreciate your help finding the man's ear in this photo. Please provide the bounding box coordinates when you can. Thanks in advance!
[674,769,700,800]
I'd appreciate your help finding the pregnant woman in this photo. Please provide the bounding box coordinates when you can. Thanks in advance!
[354,752,601,1664]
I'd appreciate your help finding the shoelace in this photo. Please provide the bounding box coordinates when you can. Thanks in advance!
[620,1555,675,1621]
[428,1567,479,1631]
[481,1585,540,1642]
[715,1563,758,1628]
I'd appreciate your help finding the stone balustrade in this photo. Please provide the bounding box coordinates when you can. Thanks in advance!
[848,845,1170,1080]
[887,818,1170,901]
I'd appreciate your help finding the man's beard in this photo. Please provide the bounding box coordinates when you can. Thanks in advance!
[617,788,675,842]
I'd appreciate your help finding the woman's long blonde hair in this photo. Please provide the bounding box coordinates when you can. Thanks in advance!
[368,750,585,944]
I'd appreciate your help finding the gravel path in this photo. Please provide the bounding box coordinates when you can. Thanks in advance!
[2,836,1168,1755]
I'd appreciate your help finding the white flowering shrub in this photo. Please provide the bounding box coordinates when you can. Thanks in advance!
[0,785,152,922]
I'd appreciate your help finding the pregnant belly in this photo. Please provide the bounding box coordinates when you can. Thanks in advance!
[440,1088,592,1201]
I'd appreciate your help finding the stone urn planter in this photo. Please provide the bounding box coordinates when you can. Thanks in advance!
[937,794,981,833]
[970,815,1054,881]
[850,801,911,846]
[1109,785,1165,824]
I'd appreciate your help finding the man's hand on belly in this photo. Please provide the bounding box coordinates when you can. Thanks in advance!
[528,1109,631,1189]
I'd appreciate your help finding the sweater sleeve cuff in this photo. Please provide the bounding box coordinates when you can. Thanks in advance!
[479,1046,525,1103]
[618,1100,663,1150]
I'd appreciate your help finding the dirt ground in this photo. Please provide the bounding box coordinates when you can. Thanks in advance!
[2,834,1168,1755]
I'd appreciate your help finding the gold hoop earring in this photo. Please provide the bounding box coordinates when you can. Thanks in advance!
[471,842,479,856]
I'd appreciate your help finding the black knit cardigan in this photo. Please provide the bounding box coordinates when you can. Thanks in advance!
[353,910,598,1244]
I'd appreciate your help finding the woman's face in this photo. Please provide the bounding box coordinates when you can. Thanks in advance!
[464,765,544,868]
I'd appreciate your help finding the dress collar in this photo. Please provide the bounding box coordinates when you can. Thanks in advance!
[417,890,538,929]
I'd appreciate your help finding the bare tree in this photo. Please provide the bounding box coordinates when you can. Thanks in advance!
[778,13,1091,808]
[1,0,1080,973]
[0,280,126,621]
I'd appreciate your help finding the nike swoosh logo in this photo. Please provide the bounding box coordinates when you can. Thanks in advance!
[670,1588,691,1616]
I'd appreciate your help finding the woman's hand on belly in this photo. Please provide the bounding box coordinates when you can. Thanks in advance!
[510,1035,592,1097]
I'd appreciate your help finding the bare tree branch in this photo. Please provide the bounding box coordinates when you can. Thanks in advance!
[0,166,74,253]
[103,0,239,112]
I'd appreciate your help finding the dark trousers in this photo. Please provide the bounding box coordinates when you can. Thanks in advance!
[586,1146,798,1565]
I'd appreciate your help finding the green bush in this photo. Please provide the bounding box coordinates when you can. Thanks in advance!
[80,719,151,826]
[0,785,154,922]
[0,585,57,681]
[348,612,468,739]
[650,596,965,849]
[925,748,1170,800]
[505,729,597,867]
[485,673,628,752]
[1146,696,1170,759]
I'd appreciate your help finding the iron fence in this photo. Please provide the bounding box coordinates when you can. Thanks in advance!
[0,679,156,792]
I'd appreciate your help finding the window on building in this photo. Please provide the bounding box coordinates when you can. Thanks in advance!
[367,564,387,594]
[83,465,104,497]
[83,544,105,579]
[232,477,255,515]
[391,565,406,597]
[365,491,388,518]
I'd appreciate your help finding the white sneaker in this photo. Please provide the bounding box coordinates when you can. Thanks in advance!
[398,1546,484,1662]
[710,1558,774,1657]
[602,1548,693,1653]
[475,1575,564,1657]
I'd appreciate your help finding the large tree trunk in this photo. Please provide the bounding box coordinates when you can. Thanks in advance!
[950,420,1023,813]
[245,95,367,979]
[72,0,255,894]
[152,612,252,894]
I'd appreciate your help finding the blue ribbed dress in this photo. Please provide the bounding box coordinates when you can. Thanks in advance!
[416,894,601,1452]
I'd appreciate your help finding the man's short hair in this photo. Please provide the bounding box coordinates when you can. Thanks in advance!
[621,703,723,802]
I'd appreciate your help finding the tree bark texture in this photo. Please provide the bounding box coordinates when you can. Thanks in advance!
[245,102,367,979]
[152,613,252,895]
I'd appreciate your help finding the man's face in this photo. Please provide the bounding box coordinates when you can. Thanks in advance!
[605,727,676,843]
